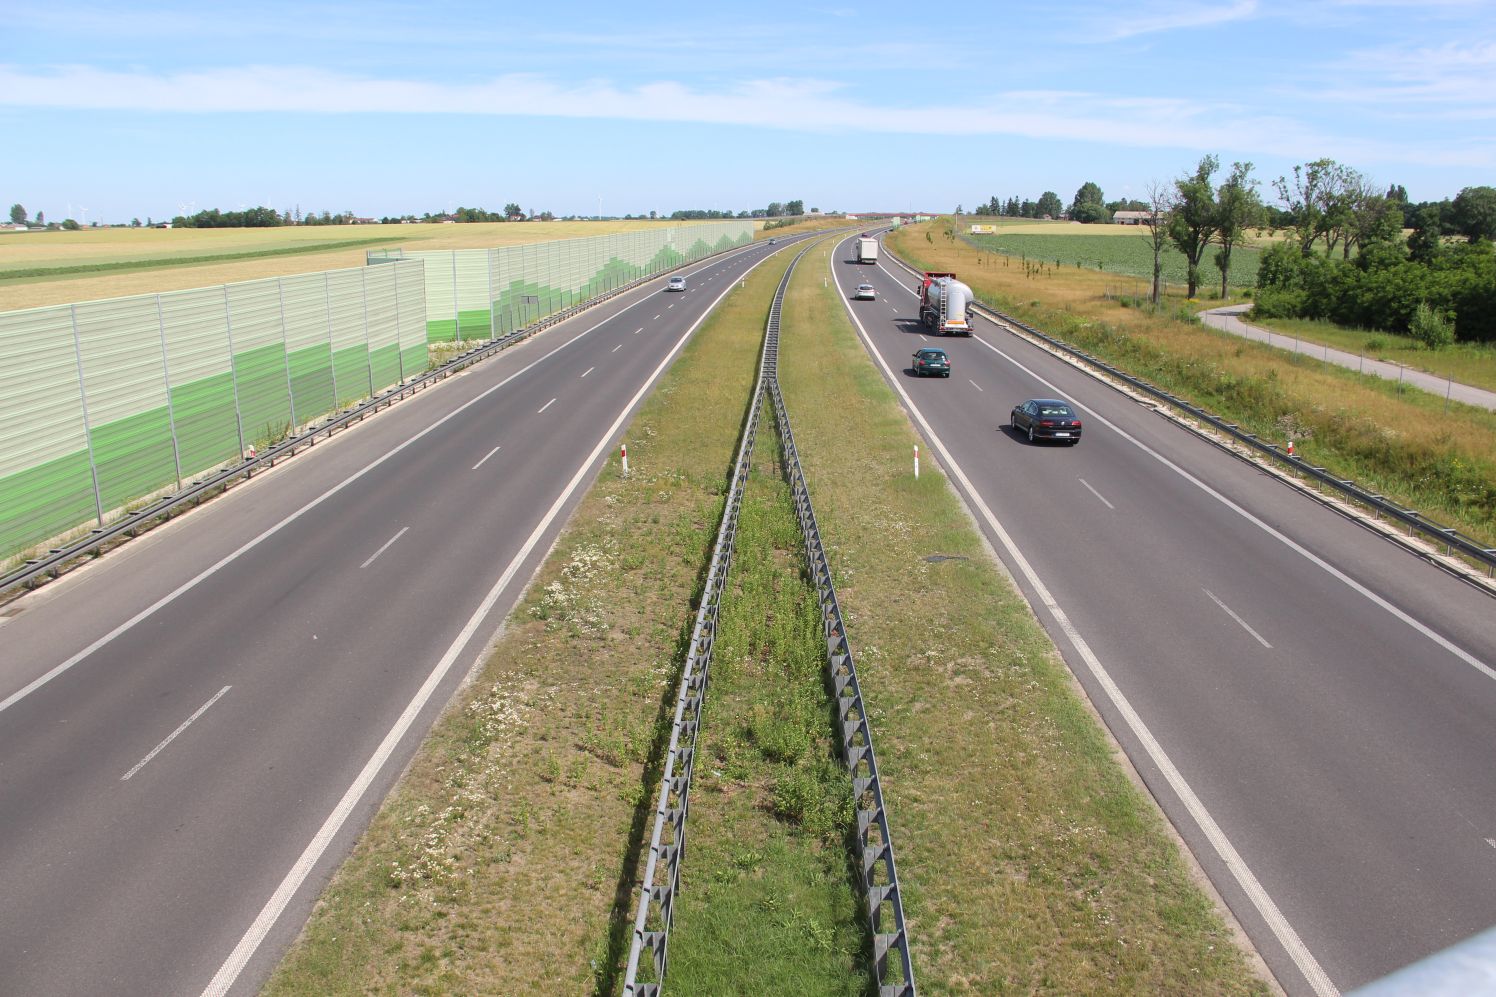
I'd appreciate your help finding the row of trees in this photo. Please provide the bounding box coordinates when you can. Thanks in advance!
[968,189,1149,222]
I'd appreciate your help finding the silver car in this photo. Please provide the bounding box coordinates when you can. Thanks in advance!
[666,276,686,291]
[853,283,876,300]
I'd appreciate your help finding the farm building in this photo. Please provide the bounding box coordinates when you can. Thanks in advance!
[1113,210,1154,225]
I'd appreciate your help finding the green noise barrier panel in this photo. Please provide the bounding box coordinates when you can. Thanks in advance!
[0,259,427,560]
[369,220,754,344]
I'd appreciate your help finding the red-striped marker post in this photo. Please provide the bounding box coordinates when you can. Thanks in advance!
[621,442,629,477]
[914,444,920,480]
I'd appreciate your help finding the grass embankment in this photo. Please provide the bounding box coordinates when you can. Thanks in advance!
[1242,314,1496,394]
[662,411,870,995]
[775,248,1268,993]
[889,223,1496,548]
[263,251,794,995]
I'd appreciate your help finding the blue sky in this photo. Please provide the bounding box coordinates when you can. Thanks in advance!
[5,0,1494,223]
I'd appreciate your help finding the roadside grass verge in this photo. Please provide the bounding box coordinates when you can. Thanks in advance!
[661,411,871,995]
[1240,314,1496,394]
[888,224,1496,548]
[262,252,795,995]
[778,243,1271,993]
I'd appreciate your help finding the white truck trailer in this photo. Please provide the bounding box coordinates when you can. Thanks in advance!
[855,237,879,264]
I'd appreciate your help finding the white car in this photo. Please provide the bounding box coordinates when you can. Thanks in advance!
[666,276,686,291]
[853,283,876,301]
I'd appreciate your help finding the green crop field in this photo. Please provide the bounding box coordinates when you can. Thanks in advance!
[967,231,1263,293]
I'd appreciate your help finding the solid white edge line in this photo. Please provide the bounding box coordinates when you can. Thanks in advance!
[121,685,232,781]
[1077,477,1115,510]
[1205,589,1274,649]
[199,239,779,997]
[831,240,1339,997]
[537,398,556,414]
[359,527,409,570]
[963,327,1496,684]
[471,445,501,470]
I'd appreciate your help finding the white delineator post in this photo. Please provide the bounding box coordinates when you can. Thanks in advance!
[621,442,629,477]
[914,444,919,479]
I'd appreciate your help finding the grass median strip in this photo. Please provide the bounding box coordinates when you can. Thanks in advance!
[263,252,795,995]
[661,407,871,995]
[776,247,1271,993]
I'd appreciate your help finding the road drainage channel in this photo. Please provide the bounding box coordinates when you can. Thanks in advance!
[623,243,915,996]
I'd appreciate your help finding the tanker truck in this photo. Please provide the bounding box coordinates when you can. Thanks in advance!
[916,272,975,335]
[855,236,879,263]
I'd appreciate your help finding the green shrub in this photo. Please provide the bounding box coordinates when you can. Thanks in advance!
[1409,301,1455,349]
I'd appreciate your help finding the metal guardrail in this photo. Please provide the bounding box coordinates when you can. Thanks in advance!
[0,239,783,599]
[764,275,917,995]
[880,243,1496,579]
[624,239,916,996]
[620,251,779,997]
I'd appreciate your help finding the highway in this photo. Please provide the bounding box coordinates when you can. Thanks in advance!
[0,236,793,997]
[831,233,1496,995]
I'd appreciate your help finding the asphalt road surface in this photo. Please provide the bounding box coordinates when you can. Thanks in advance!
[832,234,1496,996]
[0,236,798,997]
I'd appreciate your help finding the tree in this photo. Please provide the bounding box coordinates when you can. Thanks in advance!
[62,218,80,230]
[1213,161,1260,298]
[1274,158,1336,256]
[1169,154,1220,297]
[1142,180,1174,305]
[9,204,25,225]
[785,199,804,216]
[1408,206,1445,264]
[1036,191,1062,219]
[1069,181,1108,223]
[504,202,522,220]
[1004,196,1020,217]
[1451,186,1496,242]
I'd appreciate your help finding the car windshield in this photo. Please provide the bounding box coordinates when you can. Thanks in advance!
[920,351,946,360]
[1038,404,1072,416]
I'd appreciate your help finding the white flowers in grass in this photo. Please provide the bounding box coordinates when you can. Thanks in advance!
[531,541,617,637]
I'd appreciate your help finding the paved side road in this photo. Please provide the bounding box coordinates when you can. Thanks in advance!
[1199,304,1496,412]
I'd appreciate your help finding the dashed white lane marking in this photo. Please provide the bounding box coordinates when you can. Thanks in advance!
[834,250,1338,997]
[360,527,409,568]
[633,327,643,335]
[612,344,622,353]
[969,379,983,392]
[1078,477,1114,510]
[537,398,556,414]
[121,686,232,781]
[1205,589,1274,649]
[653,314,661,320]
[919,334,928,342]
[667,303,675,308]
[581,367,595,378]
[472,446,501,470]
[199,237,785,997]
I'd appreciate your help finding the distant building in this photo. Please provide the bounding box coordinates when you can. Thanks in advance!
[1113,210,1153,225]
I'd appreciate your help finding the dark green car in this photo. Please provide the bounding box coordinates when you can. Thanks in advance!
[912,348,950,377]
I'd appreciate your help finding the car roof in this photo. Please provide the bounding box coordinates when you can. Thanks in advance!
[1025,397,1069,405]
[918,347,947,355]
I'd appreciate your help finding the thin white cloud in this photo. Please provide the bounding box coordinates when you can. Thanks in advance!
[1104,0,1258,39]
[0,63,1488,168]
[1314,38,1496,116]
